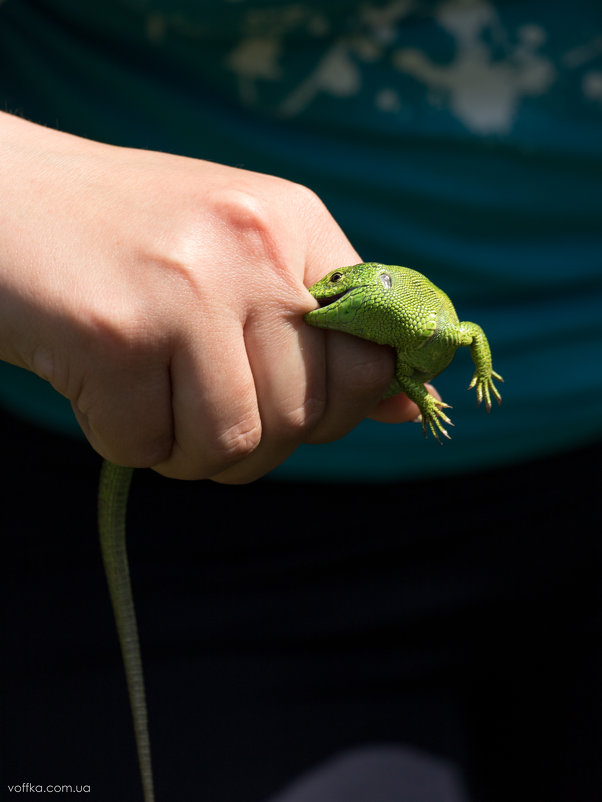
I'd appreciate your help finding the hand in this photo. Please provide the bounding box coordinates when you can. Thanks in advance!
[0,113,420,482]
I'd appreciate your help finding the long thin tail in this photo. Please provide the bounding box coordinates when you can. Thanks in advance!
[98,460,155,802]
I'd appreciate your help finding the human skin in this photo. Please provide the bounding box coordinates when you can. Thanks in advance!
[0,111,421,483]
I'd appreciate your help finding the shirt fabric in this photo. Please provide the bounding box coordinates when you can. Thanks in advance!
[1,0,601,481]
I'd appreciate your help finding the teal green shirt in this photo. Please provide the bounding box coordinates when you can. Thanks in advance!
[1,1,601,480]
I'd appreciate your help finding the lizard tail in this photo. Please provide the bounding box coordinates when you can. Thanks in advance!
[98,460,155,802]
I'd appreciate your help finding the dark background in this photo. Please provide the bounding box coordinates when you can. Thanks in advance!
[2,409,600,801]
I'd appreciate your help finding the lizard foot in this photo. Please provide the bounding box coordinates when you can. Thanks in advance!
[416,396,454,443]
[468,370,503,411]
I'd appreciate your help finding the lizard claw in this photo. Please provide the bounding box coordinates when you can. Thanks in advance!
[468,369,503,412]
[416,396,454,443]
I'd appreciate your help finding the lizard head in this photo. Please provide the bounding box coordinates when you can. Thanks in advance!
[304,263,394,332]
[306,263,391,303]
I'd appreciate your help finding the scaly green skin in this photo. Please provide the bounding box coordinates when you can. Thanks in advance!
[98,461,154,802]
[304,263,503,440]
[98,262,502,802]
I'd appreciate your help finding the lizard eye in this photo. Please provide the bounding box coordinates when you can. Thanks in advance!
[329,272,343,283]
[380,272,392,289]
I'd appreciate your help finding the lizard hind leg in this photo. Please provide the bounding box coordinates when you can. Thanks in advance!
[394,375,454,443]
[459,322,503,411]
[417,394,454,443]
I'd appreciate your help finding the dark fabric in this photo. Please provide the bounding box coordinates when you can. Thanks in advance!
[267,746,468,802]
[2,409,600,801]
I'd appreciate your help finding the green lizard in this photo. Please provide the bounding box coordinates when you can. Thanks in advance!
[97,262,502,802]
[305,263,503,439]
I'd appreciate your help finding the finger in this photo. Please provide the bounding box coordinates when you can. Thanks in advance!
[210,302,326,484]
[368,383,441,424]
[303,331,395,444]
[291,203,398,443]
[72,357,173,467]
[366,393,421,423]
[152,315,262,480]
[293,186,362,289]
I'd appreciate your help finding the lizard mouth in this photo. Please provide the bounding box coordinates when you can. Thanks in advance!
[316,290,351,308]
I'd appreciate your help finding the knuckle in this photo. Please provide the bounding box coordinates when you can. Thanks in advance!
[278,394,326,437]
[288,181,334,231]
[211,187,273,243]
[153,419,262,481]
[132,433,174,468]
[290,181,326,214]
[207,185,287,273]
[213,415,263,465]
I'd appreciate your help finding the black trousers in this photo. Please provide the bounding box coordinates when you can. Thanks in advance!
[2,409,600,802]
